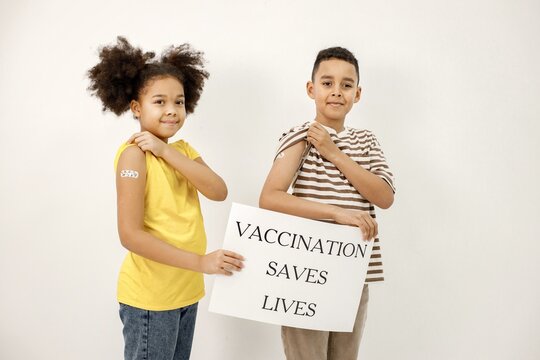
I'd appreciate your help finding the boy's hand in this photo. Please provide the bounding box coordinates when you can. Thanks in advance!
[127,131,168,158]
[333,207,378,240]
[307,123,340,160]
[200,249,245,276]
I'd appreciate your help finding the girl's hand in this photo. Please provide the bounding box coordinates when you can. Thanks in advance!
[127,131,168,158]
[200,249,245,276]
[307,123,340,160]
[333,207,378,241]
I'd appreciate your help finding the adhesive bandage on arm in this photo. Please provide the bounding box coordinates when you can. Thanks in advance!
[120,169,139,179]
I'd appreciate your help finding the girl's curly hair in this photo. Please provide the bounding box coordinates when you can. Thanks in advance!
[87,36,209,116]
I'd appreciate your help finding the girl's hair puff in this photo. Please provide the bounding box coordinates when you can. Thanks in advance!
[87,36,209,116]
[161,45,209,114]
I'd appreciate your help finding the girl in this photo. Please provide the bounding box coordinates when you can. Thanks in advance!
[88,37,244,360]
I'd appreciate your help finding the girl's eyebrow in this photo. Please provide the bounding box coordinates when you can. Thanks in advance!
[151,94,185,98]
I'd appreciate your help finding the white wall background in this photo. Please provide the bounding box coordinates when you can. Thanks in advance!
[1,0,539,359]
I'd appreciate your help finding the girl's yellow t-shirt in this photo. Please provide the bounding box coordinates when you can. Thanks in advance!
[114,140,206,310]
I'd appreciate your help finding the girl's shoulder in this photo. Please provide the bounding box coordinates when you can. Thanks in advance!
[169,139,200,160]
[114,143,145,170]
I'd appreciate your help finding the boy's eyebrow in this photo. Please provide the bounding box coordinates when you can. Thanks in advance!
[319,75,356,83]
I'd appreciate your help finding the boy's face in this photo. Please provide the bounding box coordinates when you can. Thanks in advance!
[307,58,361,123]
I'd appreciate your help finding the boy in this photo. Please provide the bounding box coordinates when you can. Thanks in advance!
[259,47,395,360]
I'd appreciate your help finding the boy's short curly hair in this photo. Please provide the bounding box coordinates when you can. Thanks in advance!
[87,36,209,116]
[311,47,360,84]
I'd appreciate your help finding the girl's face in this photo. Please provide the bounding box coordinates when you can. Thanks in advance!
[130,76,186,142]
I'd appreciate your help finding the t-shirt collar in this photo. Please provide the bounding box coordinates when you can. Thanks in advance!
[311,121,348,137]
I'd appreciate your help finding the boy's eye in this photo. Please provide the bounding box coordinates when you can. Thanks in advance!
[322,81,331,86]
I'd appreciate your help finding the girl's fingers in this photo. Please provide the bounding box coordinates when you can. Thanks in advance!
[126,133,139,144]
[223,258,243,270]
[223,250,244,260]
[128,131,152,144]
[223,252,244,271]
[219,267,233,276]
[222,262,239,272]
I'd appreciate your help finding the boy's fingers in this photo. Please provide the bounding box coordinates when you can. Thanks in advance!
[361,216,373,240]
[357,222,367,240]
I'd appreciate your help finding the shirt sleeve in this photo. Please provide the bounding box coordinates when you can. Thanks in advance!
[369,133,396,193]
[114,143,137,171]
[274,122,310,160]
[183,141,201,160]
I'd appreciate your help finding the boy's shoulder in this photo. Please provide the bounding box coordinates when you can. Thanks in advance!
[345,126,377,140]
[279,122,376,138]
[279,121,311,141]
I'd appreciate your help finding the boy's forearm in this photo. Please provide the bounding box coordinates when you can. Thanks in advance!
[329,151,394,209]
[260,189,338,221]
[161,146,227,200]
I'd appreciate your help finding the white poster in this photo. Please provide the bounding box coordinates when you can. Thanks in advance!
[209,203,373,332]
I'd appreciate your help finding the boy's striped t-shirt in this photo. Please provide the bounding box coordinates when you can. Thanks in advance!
[275,121,395,283]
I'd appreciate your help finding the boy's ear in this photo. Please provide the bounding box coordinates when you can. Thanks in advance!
[354,86,362,103]
[306,81,315,99]
[130,100,141,118]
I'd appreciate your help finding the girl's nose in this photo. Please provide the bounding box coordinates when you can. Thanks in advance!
[166,109,177,116]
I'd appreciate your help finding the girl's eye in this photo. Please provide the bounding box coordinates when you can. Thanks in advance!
[177,100,184,105]
[154,100,164,105]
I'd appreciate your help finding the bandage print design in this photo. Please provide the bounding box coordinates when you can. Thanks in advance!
[120,169,139,178]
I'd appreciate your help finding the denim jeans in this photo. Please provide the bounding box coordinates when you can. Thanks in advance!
[119,302,198,360]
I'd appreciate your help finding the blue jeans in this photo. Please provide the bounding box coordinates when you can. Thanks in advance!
[119,302,198,360]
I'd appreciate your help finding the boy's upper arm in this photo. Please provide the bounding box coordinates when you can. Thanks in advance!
[116,146,147,233]
[263,140,306,192]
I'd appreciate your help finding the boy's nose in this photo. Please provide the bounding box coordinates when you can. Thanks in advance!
[331,91,342,97]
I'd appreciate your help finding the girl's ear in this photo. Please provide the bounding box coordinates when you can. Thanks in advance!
[306,81,315,99]
[130,100,141,119]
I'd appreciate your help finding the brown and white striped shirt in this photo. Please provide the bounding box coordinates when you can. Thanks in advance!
[275,121,395,283]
